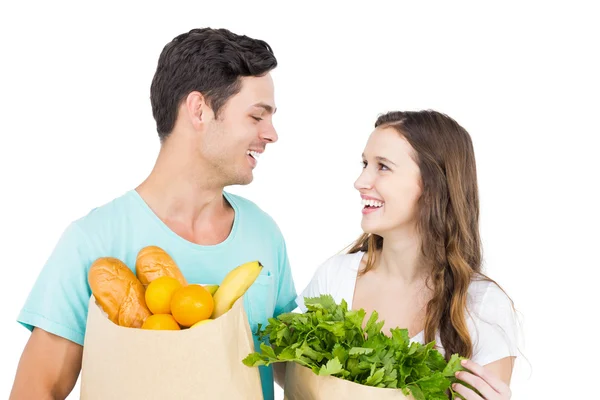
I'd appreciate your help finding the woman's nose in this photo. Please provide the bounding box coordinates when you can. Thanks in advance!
[354,171,373,191]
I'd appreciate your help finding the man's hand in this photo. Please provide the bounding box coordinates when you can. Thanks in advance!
[10,327,82,400]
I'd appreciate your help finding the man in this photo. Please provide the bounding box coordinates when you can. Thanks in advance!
[10,27,296,400]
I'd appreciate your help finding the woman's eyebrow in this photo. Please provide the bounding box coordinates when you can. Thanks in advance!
[376,156,397,166]
[361,153,397,166]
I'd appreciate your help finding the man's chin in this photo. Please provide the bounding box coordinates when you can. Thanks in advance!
[228,173,254,187]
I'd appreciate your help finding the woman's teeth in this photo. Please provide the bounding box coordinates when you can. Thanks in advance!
[361,199,384,208]
[247,150,261,160]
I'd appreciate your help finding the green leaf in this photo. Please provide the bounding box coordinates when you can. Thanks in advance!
[425,347,447,372]
[339,299,349,312]
[241,353,267,367]
[305,294,337,312]
[390,328,409,349]
[317,321,346,337]
[400,363,413,380]
[319,357,344,376]
[443,354,465,377]
[349,347,374,355]
[345,309,366,330]
[365,310,378,330]
[365,366,386,386]
[407,341,420,355]
[276,312,299,324]
[259,343,277,360]
[275,325,290,344]
[298,342,326,362]
[417,372,451,393]
[406,384,425,400]
[332,344,349,364]
[278,346,298,361]
[365,310,385,338]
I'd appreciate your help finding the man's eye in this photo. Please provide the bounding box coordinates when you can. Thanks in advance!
[251,116,263,122]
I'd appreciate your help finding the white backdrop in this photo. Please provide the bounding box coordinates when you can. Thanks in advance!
[1,1,598,399]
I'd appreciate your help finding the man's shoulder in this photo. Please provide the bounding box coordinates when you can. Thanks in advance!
[225,191,280,231]
[70,190,136,235]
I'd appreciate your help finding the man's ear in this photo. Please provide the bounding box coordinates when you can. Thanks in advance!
[186,91,209,129]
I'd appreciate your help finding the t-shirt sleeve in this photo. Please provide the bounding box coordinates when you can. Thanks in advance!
[17,222,93,346]
[294,257,333,313]
[470,283,520,366]
[273,236,297,317]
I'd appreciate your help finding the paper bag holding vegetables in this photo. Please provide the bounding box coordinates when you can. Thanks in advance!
[244,295,482,400]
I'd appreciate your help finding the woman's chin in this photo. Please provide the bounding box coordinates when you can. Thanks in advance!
[361,222,382,237]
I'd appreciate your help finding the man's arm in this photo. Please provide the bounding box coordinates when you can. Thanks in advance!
[10,328,82,400]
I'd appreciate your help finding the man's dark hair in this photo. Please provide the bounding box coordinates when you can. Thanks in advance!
[150,28,277,141]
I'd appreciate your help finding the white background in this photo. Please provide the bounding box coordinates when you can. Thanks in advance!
[1,1,598,399]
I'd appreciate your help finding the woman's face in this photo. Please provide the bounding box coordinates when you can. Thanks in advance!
[354,127,422,237]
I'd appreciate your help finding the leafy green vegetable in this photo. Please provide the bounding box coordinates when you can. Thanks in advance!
[243,295,476,399]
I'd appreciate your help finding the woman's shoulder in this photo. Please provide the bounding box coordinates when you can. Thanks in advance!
[466,275,518,339]
[322,251,365,271]
[310,251,364,283]
[467,276,514,312]
[466,275,520,365]
[295,251,364,312]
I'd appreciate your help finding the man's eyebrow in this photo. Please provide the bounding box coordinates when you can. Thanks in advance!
[253,103,277,114]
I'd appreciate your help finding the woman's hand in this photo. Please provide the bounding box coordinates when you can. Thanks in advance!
[452,359,512,400]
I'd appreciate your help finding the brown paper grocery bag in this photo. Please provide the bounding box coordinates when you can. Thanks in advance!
[80,294,263,399]
[283,362,413,400]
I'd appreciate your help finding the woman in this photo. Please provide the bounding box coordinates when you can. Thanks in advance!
[297,110,519,399]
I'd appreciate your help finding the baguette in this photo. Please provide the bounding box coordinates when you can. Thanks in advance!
[88,257,151,328]
[135,245,187,286]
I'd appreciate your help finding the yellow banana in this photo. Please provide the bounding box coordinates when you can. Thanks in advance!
[203,284,219,296]
[211,261,263,318]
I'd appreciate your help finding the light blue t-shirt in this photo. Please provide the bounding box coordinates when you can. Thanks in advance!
[17,189,296,400]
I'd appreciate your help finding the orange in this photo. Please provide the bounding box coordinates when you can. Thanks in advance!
[190,319,213,328]
[145,276,183,314]
[141,314,181,330]
[170,284,214,327]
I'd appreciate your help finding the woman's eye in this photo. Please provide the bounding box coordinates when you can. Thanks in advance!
[361,161,367,168]
[251,116,263,122]
[379,163,389,171]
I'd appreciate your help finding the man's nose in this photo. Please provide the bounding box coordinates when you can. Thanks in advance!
[260,123,278,143]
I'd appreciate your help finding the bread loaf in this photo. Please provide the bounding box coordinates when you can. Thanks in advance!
[88,257,151,328]
[135,246,187,286]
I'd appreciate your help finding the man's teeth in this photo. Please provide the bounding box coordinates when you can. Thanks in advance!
[361,199,384,208]
[247,150,261,159]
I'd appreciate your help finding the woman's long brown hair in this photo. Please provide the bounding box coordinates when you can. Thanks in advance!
[347,110,492,359]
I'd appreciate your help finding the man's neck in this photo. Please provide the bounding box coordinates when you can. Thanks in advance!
[135,139,230,233]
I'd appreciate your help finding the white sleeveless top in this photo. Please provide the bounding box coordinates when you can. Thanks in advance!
[295,251,519,366]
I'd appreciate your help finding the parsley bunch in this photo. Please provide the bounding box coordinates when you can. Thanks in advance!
[243,295,472,400]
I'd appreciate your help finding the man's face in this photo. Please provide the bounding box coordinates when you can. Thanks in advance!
[200,73,278,186]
